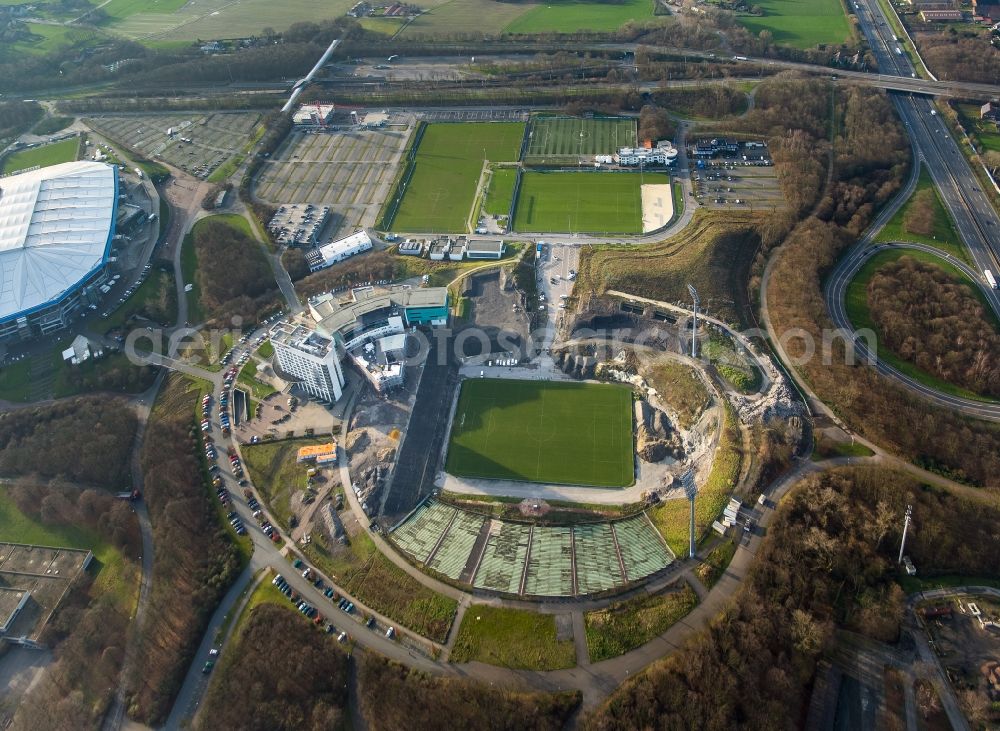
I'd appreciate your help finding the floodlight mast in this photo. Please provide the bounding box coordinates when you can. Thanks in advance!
[898,504,912,564]
[681,470,697,559]
[687,284,700,358]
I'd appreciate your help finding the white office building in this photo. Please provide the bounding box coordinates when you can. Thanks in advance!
[270,322,345,403]
[615,145,678,166]
[305,230,373,272]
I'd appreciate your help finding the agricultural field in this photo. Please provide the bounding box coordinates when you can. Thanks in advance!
[1,137,79,174]
[734,0,852,49]
[446,378,634,487]
[504,0,657,34]
[256,128,410,237]
[106,0,355,40]
[85,113,260,178]
[524,116,636,164]
[397,0,533,36]
[389,122,524,232]
[513,170,668,234]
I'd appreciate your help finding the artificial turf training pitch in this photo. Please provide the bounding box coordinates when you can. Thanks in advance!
[446,379,635,487]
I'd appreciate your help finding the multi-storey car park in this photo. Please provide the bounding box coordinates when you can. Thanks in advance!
[0,161,118,341]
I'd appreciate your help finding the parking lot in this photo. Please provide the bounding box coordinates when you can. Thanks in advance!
[691,163,783,212]
[84,113,260,178]
[254,128,410,237]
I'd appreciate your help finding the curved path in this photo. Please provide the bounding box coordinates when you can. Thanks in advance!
[825,239,1000,421]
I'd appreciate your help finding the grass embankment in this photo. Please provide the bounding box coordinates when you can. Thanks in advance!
[873,168,970,263]
[390,122,524,232]
[576,212,762,326]
[237,357,277,399]
[844,248,999,402]
[299,530,458,643]
[649,405,741,555]
[693,540,737,588]
[33,116,75,135]
[585,584,698,662]
[241,437,333,530]
[703,333,762,394]
[450,605,576,670]
[2,136,79,174]
[811,433,875,461]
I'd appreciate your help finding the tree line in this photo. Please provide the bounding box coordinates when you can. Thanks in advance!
[192,219,280,326]
[867,256,1000,397]
[195,603,348,731]
[586,466,1000,729]
[129,374,244,724]
[358,652,580,730]
[0,397,137,488]
[760,80,1000,486]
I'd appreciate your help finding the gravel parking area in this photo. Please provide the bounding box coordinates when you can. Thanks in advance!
[85,113,260,178]
[692,162,783,212]
[254,127,410,237]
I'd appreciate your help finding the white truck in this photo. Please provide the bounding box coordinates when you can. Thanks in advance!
[986,269,998,290]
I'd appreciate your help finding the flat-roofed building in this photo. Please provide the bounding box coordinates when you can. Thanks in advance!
[306,230,373,271]
[466,239,505,260]
[273,285,448,404]
[0,588,30,637]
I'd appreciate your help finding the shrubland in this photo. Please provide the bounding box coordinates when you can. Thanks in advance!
[866,256,1000,397]
[358,653,580,730]
[0,397,137,487]
[587,466,1000,728]
[196,603,348,731]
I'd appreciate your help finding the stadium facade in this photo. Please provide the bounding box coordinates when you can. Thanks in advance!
[0,161,119,341]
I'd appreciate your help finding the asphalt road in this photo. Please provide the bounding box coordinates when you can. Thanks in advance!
[821,0,1000,420]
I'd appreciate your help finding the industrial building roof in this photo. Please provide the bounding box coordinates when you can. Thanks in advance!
[0,161,117,321]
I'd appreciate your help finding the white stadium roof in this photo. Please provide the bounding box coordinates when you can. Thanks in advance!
[0,161,117,321]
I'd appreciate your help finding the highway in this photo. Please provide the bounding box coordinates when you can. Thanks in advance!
[822,0,1000,419]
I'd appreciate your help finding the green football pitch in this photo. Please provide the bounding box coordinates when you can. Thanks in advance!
[524,117,637,162]
[446,379,635,487]
[513,170,669,234]
[390,122,525,233]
